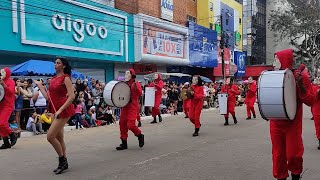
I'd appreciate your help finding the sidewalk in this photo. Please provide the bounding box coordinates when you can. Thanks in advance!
[19,108,218,138]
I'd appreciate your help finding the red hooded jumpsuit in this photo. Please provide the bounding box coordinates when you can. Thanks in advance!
[149,75,164,117]
[182,86,191,117]
[311,85,320,140]
[119,69,143,140]
[221,84,240,118]
[189,84,204,128]
[0,68,15,138]
[270,49,314,179]
[245,82,257,118]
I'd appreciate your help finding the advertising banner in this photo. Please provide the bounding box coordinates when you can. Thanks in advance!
[160,0,174,21]
[188,21,218,67]
[234,51,246,77]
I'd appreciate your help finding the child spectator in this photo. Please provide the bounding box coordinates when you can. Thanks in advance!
[26,112,44,135]
[74,99,83,129]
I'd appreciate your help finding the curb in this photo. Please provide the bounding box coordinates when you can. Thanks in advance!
[19,108,217,138]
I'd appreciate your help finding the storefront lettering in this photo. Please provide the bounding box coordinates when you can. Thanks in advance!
[161,0,174,11]
[51,14,108,43]
[192,41,215,53]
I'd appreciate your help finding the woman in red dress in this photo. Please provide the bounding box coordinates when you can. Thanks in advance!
[35,58,75,175]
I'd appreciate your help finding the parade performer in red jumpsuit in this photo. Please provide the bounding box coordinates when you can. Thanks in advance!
[182,82,191,118]
[137,111,141,127]
[0,68,18,149]
[270,49,314,180]
[245,76,257,120]
[221,77,240,126]
[189,75,204,137]
[149,73,164,124]
[311,78,320,150]
[116,69,144,150]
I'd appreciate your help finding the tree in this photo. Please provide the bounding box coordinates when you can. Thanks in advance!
[268,0,320,78]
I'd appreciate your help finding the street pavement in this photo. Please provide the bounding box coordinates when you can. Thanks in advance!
[0,105,319,180]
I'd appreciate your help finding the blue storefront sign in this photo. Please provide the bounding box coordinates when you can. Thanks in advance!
[188,21,218,68]
[234,51,246,77]
[0,0,134,62]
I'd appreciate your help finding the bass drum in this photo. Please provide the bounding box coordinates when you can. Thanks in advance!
[0,84,4,102]
[103,81,131,108]
[257,69,297,120]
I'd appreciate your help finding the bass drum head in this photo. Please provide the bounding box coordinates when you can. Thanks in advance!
[103,81,131,108]
[0,84,4,101]
[283,69,297,120]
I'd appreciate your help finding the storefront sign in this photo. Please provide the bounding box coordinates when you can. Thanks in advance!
[214,48,231,76]
[133,64,157,75]
[0,0,134,62]
[234,51,246,77]
[188,22,218,67]
[161,0,174,22]
[143,24,184,59]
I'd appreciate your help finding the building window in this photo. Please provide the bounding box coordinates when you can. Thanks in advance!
[187,15,197,22]
[239,18,242,25]
[210,2,213,11]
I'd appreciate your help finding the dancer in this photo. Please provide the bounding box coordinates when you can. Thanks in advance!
[221,77,240,126]
[182,82,191,118]
[116,69,144,150]
[245,77,257,120]
[34,58,75,174]
[188,75,204,137]
[0,68,18,149]
[311,78,320,150]
[270,49,314,180]
[149,73,164,124]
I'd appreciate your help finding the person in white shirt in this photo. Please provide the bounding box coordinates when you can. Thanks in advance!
[33,80,47,114]
[26,112,44,135]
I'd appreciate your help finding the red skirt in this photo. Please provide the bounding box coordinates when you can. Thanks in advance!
[48,100,75,119]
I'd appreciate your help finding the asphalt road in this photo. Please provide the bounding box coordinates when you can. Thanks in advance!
[0,105,319,180]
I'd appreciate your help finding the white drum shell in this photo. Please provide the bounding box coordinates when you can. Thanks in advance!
[0,84,4,102]
[144,87,155,107]
[258,69,297,120]
[103,81,131,108]
[218,93,228,115]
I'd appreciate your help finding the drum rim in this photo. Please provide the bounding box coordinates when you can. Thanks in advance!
[0,84,4,101]
[257,69,296,120]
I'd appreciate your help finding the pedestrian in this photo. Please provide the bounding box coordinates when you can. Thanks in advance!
[221,77,240,126]
[270,49,314,180]
[188,75,204,137]
[149,73,164,123]
[34,58,75,175]
[245,77,257,120]
[311,78,320,150]
[0,68,18,149]
[116,69,144,150]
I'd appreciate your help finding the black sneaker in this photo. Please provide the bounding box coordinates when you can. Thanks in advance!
[55,156,68,175]
[137,134,144,148]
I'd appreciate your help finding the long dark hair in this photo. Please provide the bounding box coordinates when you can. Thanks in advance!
[57,57,72,76]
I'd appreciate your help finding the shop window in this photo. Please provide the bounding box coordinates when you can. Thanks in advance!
[239,18,242,25]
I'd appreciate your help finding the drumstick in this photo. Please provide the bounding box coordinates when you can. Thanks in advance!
[43,85,57,113]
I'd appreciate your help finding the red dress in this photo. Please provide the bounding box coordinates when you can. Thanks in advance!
[48,74,75,119]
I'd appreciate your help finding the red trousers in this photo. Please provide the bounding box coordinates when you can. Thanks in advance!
[224,101,236,118]
[245,99,256,117]
[189,100,202,128]
[313,115,320,139]
[183,99,191,117]
[119,110,141,140]
[0,107,13,137]
[270,120,303,179]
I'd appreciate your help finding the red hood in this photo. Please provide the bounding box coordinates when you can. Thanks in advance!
[1,67,11,80]
[155,73,162,81]
[275,49,294,70]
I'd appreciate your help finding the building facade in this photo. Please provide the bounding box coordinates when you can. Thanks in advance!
[243,0,267,65]
[0,0,135,82]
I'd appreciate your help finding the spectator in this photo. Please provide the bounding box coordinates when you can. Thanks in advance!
[14,78,23,129]
[33,79,47,114]
[20,79,33,130]
[26,112,44,135]
[74,99,83,130]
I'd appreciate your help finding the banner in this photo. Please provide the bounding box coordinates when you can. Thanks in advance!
[143,24,185,59]
[188,22,218,67]
[234,51,246,77]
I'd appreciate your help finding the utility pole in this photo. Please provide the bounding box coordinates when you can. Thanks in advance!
[220,14,225,79]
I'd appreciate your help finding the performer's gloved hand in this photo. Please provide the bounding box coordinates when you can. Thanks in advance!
[295,74,306,94]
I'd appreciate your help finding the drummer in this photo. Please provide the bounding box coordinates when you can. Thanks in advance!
[182,82,191,118]
[269,49,314,180]
[245,77,257,120]
[149,73,164,124]
[116,69,144,150]
[221,77,240,126]
[0,68,18,149]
